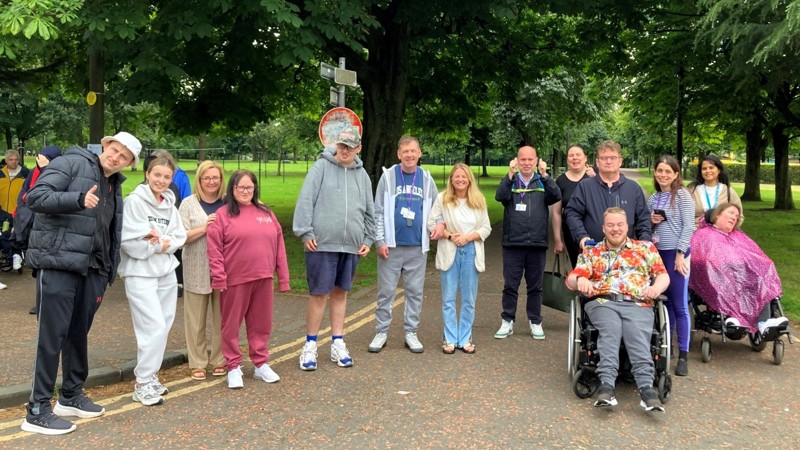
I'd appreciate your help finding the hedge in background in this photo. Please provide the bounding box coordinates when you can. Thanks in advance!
[690,163,800,184]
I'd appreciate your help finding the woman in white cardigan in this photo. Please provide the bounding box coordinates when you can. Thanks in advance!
[428,163,492,354]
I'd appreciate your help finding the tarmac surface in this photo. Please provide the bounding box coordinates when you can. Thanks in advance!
[0,169,797,448]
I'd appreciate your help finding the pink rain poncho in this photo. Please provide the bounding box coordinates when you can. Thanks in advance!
[689,221,782,332]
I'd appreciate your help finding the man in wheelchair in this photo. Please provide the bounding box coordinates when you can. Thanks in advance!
[566,207,670,412]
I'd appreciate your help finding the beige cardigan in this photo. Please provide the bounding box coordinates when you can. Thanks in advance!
[689,183,744,224]
[426,192,492,272]
[178,195,215,294]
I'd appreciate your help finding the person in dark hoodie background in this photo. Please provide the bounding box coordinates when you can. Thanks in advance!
[12,145,63,313]
[293,125,375,371]
[119,153,186,407]
[565,140,651,249]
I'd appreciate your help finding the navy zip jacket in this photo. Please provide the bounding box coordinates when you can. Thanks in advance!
[495,173,561,247]
[564,173,651,244]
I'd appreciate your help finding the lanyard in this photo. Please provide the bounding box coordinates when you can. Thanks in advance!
[399,166,418,210]
[655,191,670,209]
[704,184,720,210]
[515,174,541,201]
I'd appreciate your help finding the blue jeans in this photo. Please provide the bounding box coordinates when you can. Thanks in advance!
[441,242,478,348]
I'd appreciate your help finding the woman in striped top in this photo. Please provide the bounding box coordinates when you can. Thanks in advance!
[647,155,695,377]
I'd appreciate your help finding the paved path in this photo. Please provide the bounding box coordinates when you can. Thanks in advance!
[0,187,798,447]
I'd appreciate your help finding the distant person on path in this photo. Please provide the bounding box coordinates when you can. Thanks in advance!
[12,145,63,313]
[688,154,743,226]
[179,160,227,381]
[293,126,374,370]
[119,154,186,406]
[647,155,694,376]
[208,170,290,389]
[494,145,561,340]
[552,144,595,266]
[22,132,141,435]
[428,163,491,354]
[565,140,651,250]
[566,207,669,412]
[369,135,438,354]
[0,149,30,215]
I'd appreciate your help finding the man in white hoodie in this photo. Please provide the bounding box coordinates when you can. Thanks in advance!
[369,136,437,353]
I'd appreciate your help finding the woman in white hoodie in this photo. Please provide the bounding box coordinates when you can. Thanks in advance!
[119,154,186,406]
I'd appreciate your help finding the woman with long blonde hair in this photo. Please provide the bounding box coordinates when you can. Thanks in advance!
[428,164,491,354]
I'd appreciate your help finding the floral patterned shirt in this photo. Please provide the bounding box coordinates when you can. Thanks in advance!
[568,238,667,306]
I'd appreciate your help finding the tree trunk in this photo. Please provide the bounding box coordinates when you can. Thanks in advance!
[198,132,206,162]
[4,127,11,150]
[741,117,765,201]
[675,62,685,164]
[769,124,795,210]
[356,13,410,188]
[88,51,104,146]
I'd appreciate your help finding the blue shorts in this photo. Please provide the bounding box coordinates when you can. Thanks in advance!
[305,251,360,295]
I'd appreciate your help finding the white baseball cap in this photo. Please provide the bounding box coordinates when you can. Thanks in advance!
[101,132,142,168]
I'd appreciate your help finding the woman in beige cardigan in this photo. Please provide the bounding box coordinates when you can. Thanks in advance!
[179,161,226,380]
[428,164,492,354]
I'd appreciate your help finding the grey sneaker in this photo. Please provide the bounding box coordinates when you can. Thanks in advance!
[593,383,617,407]
[404,332,424,353]
[639,386,665,412]
[133,382,164,406]
[21,409,76,435]
[151,374,169,395]
[12,253,22,270]
[368,332,388,353]
[494,319,514,339]
[530,321,545,340]
[54,392,105,418]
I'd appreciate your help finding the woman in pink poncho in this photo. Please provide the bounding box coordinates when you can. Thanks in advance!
[689,203,788,338]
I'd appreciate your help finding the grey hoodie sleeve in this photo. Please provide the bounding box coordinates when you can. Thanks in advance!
[293,162,323,242]
[373,171,388,248]
[362,170,376,247]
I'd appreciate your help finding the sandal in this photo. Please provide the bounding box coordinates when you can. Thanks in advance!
[461,341,476,354]
[442,342,456,354]
[191,368,206,381]
[211,367,226,377]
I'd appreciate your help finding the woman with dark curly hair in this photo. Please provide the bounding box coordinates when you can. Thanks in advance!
[688,155,743,225]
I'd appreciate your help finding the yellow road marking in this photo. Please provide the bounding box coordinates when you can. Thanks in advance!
[0,290,405,441]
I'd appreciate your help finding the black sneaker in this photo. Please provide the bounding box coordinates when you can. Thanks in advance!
[54,392,105,418]
[21,410,76,435]
[639,386,665,412]
[675,358,688,377]
[594,383,618,407]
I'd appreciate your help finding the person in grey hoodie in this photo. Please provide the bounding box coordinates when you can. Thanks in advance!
[119,154,186,407]
[293,126,375,371]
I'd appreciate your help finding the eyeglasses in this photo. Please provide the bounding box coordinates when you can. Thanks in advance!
[201,176,220,182]
[235,185,254,193]
[597,156,620,162]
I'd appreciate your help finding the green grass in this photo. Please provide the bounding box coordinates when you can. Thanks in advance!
[115,161,799,320]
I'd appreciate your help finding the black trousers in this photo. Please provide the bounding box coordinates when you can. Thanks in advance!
[28,269,106,414]
[501,246,547,324]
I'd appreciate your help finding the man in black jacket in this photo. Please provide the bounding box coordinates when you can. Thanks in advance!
[21,132,141,436]
[494,145,561,341]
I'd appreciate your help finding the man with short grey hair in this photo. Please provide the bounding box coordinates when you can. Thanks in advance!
[1,148,30,214]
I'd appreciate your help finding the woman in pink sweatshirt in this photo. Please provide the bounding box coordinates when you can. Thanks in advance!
[206,170,290,389]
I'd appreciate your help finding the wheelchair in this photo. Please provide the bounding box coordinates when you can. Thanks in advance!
[690,290,792,366]
[568,294,672,403]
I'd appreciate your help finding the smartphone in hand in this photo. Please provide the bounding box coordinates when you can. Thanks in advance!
[653,209,667,221]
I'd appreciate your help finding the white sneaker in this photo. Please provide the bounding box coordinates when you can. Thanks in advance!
[132,383,163,406]
[299,341,318,371]
[0,281,6,290]
[530,321,545,340]
[151,374,168,395]
[227,366,244,389]
[12,254,22,270]
[404,332,424,353]
[253,363,280,383]
[368,332,388,353]
[724,317,741,328]
[758,317,789,334]
[331,339,354,367]
[494,319,514,339]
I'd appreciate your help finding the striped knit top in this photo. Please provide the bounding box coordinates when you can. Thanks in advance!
[647,187,695,253]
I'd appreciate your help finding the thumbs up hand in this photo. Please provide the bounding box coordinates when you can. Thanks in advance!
[84,185,99,209]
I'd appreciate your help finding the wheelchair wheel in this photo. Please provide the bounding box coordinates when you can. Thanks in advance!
[773,339,784,366]
[657,373,671,404]
[749,332,767,352]
[572,368,599,399]
[700,337,712,363]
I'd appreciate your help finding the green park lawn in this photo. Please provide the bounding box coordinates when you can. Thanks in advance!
[114,160,798,321]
